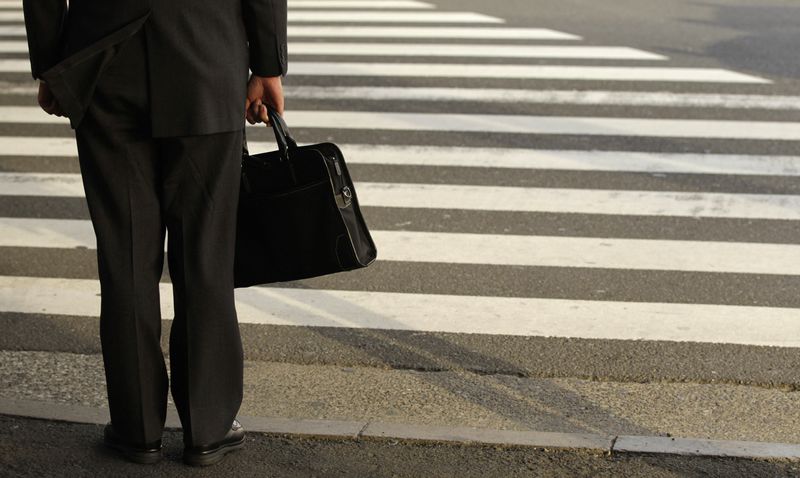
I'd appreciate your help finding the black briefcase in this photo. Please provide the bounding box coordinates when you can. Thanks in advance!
[233,106,378,288]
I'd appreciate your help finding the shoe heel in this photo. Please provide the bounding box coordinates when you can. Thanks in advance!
[124,449,163,465]
[183,438,245,467]
[104,441,162,464]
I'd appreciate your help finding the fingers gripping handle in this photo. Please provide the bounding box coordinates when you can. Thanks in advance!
[267,106,298,158]
[242,106,297,161]
[241,106,299,185]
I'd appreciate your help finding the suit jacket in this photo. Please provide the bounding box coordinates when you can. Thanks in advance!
[22,0,287,137]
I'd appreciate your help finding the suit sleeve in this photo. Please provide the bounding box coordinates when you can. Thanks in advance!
[241,0,288,77]
[22,0,68,81]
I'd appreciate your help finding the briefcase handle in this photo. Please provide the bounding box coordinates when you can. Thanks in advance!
[242,105,302,184]
[267,105,298,160]
[241,105,298,163]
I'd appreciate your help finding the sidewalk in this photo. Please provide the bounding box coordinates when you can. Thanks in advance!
[2,350,800,476]
[3,350,800,443]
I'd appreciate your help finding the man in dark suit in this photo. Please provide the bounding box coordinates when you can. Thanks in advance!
[23,0,288,466]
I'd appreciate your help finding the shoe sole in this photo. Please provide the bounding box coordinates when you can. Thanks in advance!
[103,440,162,464]
[183,437,246,467]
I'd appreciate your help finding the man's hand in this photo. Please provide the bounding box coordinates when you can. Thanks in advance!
[37,80,65,117]
[246,73,284,126]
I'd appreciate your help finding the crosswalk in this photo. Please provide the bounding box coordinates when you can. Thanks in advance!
[4,173,800,219]
[2,41,667,59]
[5,217,800,274]
[4,276,800,346]
[0,60,770,82]
[0,25,583,39]
[8,107,800,139]
[1,0,799,354]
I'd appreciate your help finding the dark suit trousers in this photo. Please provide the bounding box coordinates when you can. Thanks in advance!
[73,28,244,446]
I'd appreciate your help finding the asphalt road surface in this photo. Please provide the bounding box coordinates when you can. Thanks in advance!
[2,0,800,475]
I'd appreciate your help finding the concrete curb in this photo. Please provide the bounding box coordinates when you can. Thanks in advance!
[2,397,799,461]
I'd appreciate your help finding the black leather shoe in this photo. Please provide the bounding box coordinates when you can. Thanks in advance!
[183,418,246,466]
[103,422,162,464]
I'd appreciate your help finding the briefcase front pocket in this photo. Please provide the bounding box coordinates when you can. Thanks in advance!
[235,176,351,285]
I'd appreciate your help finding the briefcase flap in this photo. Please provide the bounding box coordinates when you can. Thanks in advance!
[242,146,330,197]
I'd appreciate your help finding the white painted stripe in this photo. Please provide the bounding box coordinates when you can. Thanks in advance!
[5,138,800,177]
[8,82,795,111]
[0,218,96,249]
[0,40,24,52]
[0,105,179,123]
[287,11,504,22]
[285,62,771,83]
[0,60,50,73]
[279,111,800,139]
[5,107,798,140]
[0,25,22,35]
[0,136,79,156]
[288,43,666,60]
[285,86,800,110]
[0,10,503,23]
[0,0,435,6]
[3,218,800,274]
[287,0,435,8]
[357,183,800,220]
[0,25,580,40]
[2,276,800,346]
[230,144,800,176]
[3,174,800,220]
[0,41,668,60]
[0,25,582,40]
[0,59,768,83]
[284,25,581,39]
